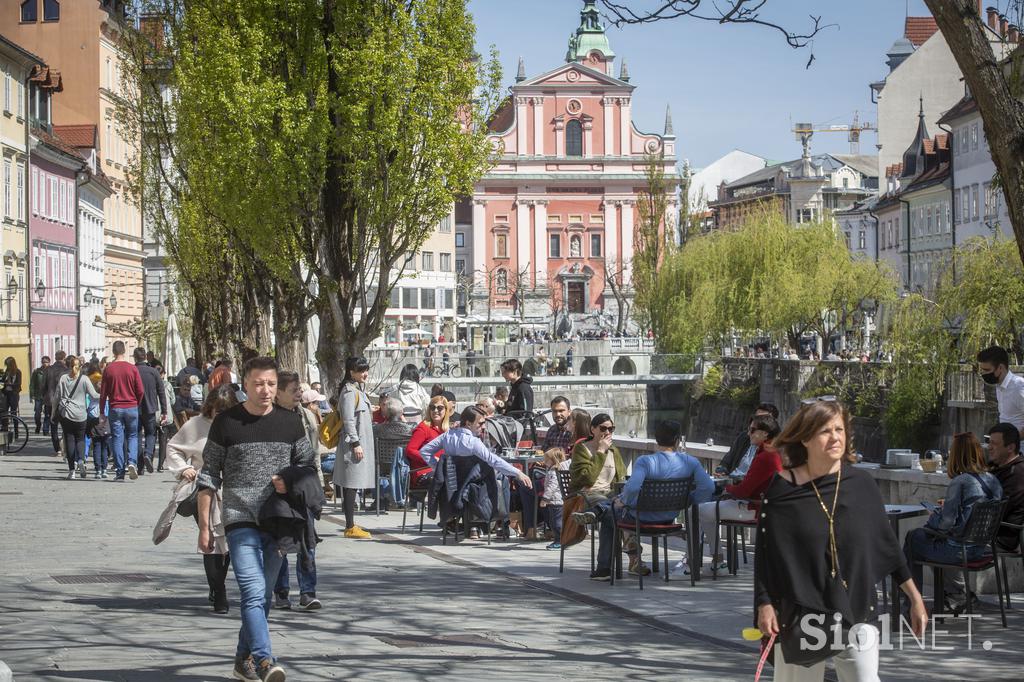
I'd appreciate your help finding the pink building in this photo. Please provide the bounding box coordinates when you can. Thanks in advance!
[29,125,82,362]
[470,0,678,330]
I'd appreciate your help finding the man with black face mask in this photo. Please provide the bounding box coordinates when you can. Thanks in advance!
[977,345,1024,437]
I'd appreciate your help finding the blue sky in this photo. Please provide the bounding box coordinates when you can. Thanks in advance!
[468,0,934,169]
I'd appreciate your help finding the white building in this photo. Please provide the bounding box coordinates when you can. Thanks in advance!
[871,13,1010,181]
[938,93,1012,245]
[54,124,111,359]
[686,149,767,213]
[835,196,879,261]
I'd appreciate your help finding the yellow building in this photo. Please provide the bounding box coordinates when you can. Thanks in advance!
[3,1,145,355]
[0,36,42,374]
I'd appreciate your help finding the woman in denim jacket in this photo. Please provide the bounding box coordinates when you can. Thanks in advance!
[904,432,1002,601]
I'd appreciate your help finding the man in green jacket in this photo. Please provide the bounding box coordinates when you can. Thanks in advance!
[29,356,50,435]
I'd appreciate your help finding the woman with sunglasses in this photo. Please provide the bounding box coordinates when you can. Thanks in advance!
[569,414,638,578]
[756,399,926,679]
[405,395,451,488]
[694,414,782,575]
[903,431,1002,614]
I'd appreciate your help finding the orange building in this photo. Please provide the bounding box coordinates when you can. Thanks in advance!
[3,1,145,353]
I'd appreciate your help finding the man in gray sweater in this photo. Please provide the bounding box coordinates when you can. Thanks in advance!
[197,357,314,682]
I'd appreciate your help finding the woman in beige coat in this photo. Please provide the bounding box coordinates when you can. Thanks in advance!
[164,385,239,613]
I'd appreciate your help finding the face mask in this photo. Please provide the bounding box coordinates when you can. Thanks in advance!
[981,372,1000,385]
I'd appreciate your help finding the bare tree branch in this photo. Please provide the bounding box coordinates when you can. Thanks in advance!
[599,0,835,50]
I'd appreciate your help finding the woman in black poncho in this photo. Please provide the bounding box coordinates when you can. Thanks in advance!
[755,400,927,680]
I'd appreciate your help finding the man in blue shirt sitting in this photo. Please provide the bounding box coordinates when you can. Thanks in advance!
[578,419,714,580]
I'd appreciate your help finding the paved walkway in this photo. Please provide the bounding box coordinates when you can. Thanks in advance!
[1,433,1022,681]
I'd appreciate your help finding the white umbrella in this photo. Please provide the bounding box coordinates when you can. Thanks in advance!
[163,311,186,376]
[401,329,432,337]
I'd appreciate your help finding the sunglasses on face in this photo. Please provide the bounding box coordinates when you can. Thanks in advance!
[597,425,615,433]
[430,405,446,412]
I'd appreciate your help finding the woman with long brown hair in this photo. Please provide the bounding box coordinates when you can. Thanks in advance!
[755,399,926,680]
[903,431,1002,613]
[163,384,240,614]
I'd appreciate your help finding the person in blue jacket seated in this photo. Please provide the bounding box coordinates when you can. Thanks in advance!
[575,419,714,581]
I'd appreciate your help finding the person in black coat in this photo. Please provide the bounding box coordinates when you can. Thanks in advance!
[500,359,534,415]
[133,347,167,474]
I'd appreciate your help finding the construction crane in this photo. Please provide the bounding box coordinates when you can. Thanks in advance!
[793,112,876,154]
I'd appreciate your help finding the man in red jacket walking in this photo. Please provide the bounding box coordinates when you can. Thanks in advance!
[100,340,145,481]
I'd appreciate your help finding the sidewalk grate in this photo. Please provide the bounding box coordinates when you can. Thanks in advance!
[374,633,495,649]
[51,573,152,585]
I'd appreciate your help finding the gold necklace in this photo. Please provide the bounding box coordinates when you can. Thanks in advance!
[809,465,845,587]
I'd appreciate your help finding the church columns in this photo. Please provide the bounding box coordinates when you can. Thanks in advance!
[516,199,531,279]
[472,199,486,285]
[603,199,618,266]
[621,199,634,282]
[533,200,548,289]
[602,97,614,155]
[516,96,528,155]
[619,97,631,156]
[532,97,545,156]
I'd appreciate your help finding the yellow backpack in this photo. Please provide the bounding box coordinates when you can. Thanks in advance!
[317,392,359,449]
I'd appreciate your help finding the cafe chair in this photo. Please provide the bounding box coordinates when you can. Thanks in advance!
[715,498,756,579]
[997,521,1023,610]
[611,477,696,590]
[914,498,1008,628]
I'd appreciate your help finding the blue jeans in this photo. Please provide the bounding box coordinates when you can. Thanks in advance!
[109,407,139,476]
[904,527,988,592]
[546,504,563,542]
[92,436,109,472]
[274,549,317,596]
[226,527,284,665]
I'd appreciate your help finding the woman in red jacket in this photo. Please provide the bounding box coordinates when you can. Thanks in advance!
[405,395,451,487]
[696,414,782,574]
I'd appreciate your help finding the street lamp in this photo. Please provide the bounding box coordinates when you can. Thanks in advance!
[34,279,44,303]
[83,287,93,305]
[108,292,117,311]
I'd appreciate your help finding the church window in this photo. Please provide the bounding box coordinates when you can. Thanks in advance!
[565,119,583,157]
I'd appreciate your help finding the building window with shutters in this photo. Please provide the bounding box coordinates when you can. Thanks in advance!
[439,253,451,271]
[565,119,583,157]
[16,164,23,222]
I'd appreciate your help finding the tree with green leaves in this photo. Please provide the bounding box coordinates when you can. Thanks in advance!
[632,151,675,344]
[123,1,501,388]
[650,208,896,355]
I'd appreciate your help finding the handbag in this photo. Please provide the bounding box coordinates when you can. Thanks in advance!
[176,483,200,518]
[559,495,589,549]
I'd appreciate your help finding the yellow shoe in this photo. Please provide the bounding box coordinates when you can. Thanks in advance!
[344,526,372,539]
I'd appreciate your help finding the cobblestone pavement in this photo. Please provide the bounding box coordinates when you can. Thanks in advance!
[1,433,1022,681]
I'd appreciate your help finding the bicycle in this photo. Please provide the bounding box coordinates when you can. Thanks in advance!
[0,410,29,453]
[430,363,462,379]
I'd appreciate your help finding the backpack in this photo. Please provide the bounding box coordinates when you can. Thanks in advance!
[318,391,359,449]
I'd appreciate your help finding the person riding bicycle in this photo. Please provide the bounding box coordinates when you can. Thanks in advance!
[441,349,451,376]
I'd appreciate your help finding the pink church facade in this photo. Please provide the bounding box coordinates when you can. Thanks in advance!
[469,1,678,328]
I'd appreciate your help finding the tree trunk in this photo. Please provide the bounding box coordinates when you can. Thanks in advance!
[926,0,1024,264]
[272,277,310,376]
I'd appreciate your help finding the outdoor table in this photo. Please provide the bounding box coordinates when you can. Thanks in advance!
[884,503,930,628]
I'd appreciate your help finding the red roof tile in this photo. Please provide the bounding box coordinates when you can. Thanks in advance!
[32,126,86,163]
[935,133,949,150]
[29,65,62,92]
[52,124,97,148]
[905,16,939,47]
[923,138,935,154]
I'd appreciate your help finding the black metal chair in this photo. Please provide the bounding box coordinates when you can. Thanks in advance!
[610,477,696,590]
[557,469,597,573]
[913,498,1009,628]
[374,434,413,515]
[997,521,1023,609]
[712,496,755,579]
[400,467,430,533]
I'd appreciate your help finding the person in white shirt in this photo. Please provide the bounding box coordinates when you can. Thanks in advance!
[977,345,1024,436]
